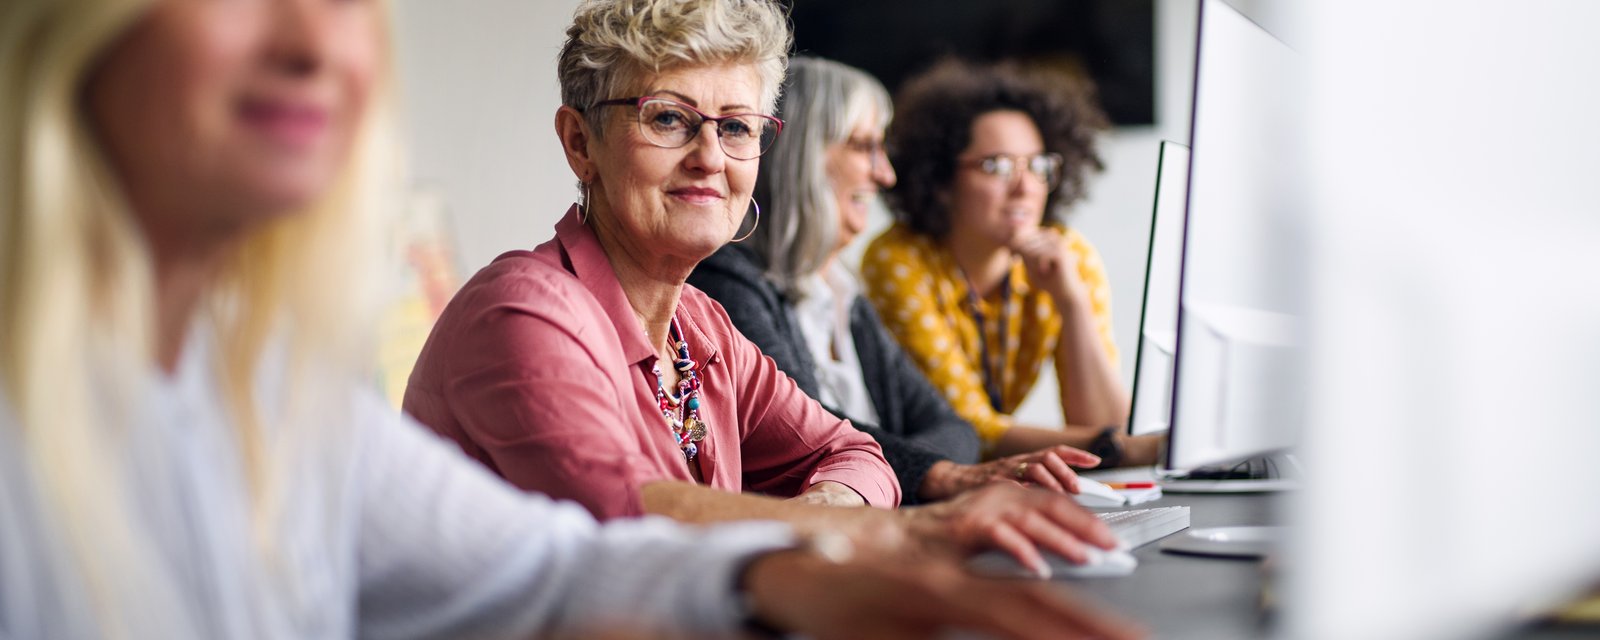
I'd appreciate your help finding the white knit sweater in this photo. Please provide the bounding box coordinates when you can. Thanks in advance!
[0,331,792,639]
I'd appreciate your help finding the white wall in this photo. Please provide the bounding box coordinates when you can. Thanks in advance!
[1012,0,1197,425]
[393,0,1199,428]
[392,0,584,272]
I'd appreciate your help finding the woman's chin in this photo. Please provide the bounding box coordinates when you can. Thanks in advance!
[842,209,868,237]
[835,229,860,252]
[224,160,341,221]
[223,183,326,227]
[1006,214,1040,231]
[656,231,735,265]
[996,219,1040,244]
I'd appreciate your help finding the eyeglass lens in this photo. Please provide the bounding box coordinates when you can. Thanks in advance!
[637,99,779,160]
[980,154,1062,189]
[848,138,887,171]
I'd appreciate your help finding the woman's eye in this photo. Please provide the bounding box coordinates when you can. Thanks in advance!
[720,119,755,139]
[650,109,690,130]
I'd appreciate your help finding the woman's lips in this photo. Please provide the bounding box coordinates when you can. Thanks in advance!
[238,99,330,149]
[668,187,724,205]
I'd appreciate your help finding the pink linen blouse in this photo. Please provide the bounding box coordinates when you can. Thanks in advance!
[403,206,900,519]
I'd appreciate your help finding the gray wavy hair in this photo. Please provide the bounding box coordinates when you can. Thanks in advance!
[749,56,891,300]
[558,0,792,137]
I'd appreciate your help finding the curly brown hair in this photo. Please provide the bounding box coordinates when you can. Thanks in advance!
[885,58,1109,238]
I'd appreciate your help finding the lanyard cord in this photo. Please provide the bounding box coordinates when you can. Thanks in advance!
[960,268,1011,413]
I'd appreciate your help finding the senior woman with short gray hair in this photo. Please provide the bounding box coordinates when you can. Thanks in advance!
[406,0,1125,584]
[691,56,1108,506]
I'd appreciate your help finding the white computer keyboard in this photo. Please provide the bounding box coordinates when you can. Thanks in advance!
[1098,506,1191,549]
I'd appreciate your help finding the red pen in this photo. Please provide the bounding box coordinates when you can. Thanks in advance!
[1103,482,1157,490]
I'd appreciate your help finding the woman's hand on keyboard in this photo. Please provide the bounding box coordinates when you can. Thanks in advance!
[919,445,1101,501]
[902,483,1118,576]
[740,543,1145,640]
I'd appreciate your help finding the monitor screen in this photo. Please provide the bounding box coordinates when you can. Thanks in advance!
[1284,1,1600,637]
[1127,140,1189,437]
[1164,0,1308,470]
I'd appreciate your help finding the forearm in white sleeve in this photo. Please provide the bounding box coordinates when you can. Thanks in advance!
[352,393,795,640]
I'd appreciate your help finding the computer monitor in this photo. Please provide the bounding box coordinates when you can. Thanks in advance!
[1126,140,1188,437]
[1282,0,1600,637]
[1163,0,1307,473]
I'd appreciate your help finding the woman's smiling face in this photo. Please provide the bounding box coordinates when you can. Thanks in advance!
[587,62,767,265]
[86,0,382,242]
[944,110,1051,251]
[823,107,895,254]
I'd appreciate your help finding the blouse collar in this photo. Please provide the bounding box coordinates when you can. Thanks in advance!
[551,205,723,367]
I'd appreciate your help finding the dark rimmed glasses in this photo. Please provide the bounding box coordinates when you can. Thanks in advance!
[957,152,1065,192]
[588,96,783,160]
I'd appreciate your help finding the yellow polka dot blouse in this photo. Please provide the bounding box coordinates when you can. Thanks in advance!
[860,223,1118,447]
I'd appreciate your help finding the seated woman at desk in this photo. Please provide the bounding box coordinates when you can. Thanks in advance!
[861,59,1164,467]
[0,0,1141,637]
[689,57,1102,503]
[404,0,1118,576]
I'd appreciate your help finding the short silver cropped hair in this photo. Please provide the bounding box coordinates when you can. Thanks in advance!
[748,56,891,300]
[558,0,791,136]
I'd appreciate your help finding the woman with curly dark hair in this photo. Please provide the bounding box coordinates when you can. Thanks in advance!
[861,58,1162,470]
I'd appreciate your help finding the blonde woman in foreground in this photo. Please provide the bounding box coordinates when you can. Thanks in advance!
[0,0,1141,638]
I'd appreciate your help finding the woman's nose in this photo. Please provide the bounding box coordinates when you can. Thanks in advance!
[266,0,333,77]
[1009,169,1046,197]
[872,151,897,188]
[682,122,726,173]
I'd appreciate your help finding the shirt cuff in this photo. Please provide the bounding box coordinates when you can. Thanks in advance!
[686,522,799,632]
[807,464,901,508]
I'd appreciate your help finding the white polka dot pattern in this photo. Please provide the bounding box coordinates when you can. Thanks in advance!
[859,224,1117,445]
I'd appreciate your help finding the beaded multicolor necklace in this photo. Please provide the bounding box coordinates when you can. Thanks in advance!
[651,317,707,460]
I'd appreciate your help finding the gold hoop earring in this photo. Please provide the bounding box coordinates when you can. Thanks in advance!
[731,198,760,243]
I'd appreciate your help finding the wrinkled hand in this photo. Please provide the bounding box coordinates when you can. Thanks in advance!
[743,547,1144,640]
[1010,227,1086,305]
[905,483,1118,578]
[922,445,1102,500]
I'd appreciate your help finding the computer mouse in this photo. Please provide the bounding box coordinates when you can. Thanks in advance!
[1073,477,1129,508]
[968,544,1139,580]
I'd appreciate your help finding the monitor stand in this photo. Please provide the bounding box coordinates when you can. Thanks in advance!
[1157,453,1302,494]
[1154,454,1300,559]
[1158,524,1287,559]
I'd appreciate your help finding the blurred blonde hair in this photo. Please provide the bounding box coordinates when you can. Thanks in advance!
[0,0,396,634]
[558,0,792,136]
